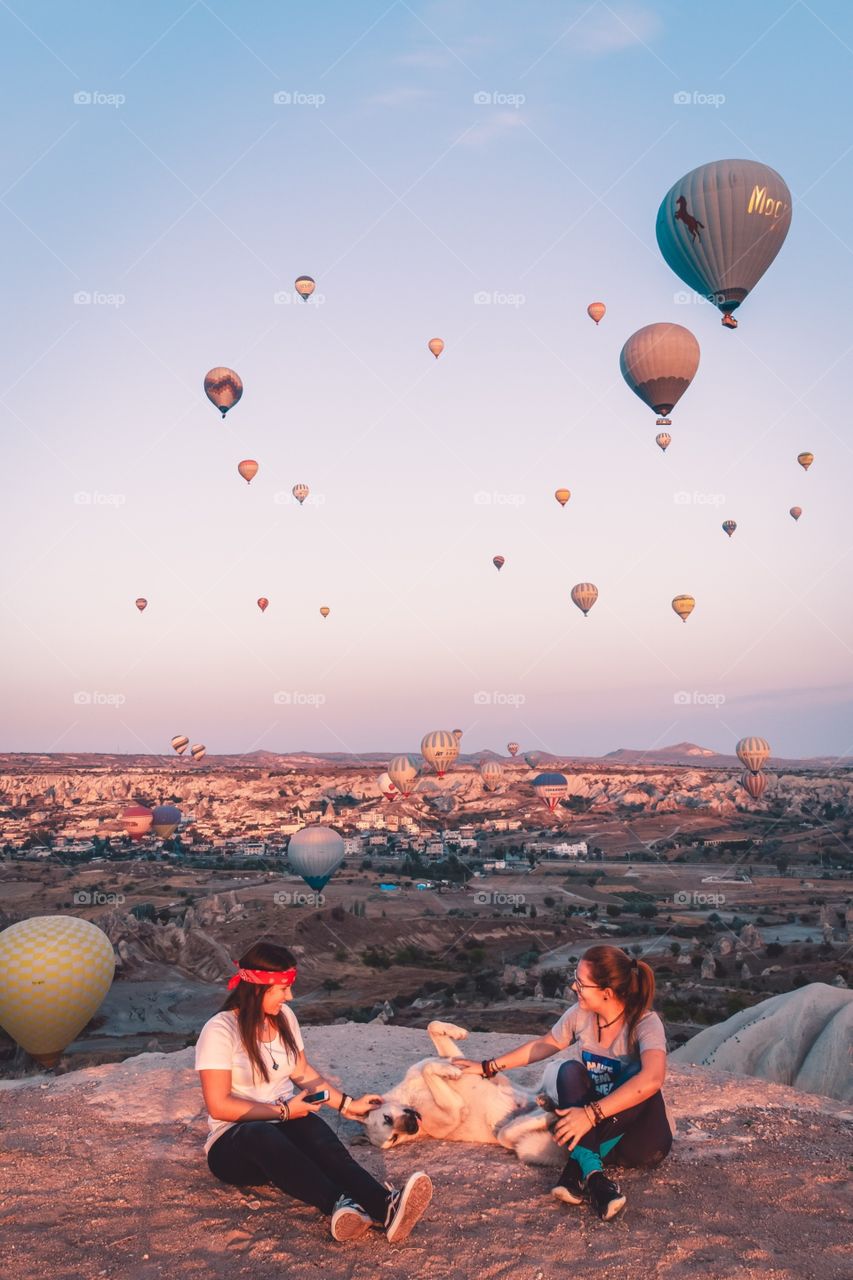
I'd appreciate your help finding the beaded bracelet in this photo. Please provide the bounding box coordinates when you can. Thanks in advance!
[277,1099,291,1122]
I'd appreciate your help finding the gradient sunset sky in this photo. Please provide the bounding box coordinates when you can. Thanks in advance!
[2,1,852,759]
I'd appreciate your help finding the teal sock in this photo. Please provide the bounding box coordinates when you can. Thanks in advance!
[600,1134,623,1160]
[572,1134,623,1180]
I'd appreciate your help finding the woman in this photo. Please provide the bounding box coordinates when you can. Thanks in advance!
[195,941,433,1243]
[453,944,671,1220]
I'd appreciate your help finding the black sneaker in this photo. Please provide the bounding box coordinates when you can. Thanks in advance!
[585,1170,626,1221]
[330,1195,373,1241]
[383,1172,433,1243]
[551,1158,586,1205]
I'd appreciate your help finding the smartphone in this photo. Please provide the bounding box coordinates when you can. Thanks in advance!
[304,1089,329,1104]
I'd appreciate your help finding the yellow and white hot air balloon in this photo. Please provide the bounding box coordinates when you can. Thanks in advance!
[421,730,459,777]
[480,760,503,791]
[0,916,115,1067]
[571,583,598,617]
[797,452,814,472]
[671,594,695,622]
[388,755,417,798]
[655,432,671,453]
[554,488,571,508]
[736,736,770,773]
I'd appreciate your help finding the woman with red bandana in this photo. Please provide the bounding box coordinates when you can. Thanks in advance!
[195,941,433,1243]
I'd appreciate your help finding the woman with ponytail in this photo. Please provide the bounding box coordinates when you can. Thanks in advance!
[452,944,671,1220]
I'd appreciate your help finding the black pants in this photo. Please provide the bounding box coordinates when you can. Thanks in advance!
[207,1115,391,1221]
[556,1060,672,1169]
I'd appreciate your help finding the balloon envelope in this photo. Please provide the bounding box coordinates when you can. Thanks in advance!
[190,743,206,761]
[257,597,269,613]
[377,771,398,800]
[293,483,309,505]
[797,452,814,471]
[672,594,695,622]
[319,606,330,618]
[238,459,258,484]
[493,555,505,571]
[0,916,115,1066]
[171,735,189,755]
[204,367,243,417]
[421,730,459,777]
[120,804,153,839]
[388,755,417,797]
[620,324,700,420]
[295,275,315,300]
[790,506,802,521]
[587,302,606,325]
[135,597,147,612]
[656,159,792,327]
[741,770,767,800]
[532,771,568,811]
[428,338,444,358]
[736,736,770,773]
[287,825,345,891]
[722,520,737,537]
[480,760,503,791]
[152,803,181,838]
[655,432,671,453]
[507,741,519,757]
[554,488,571,507]
[571,582,598,616]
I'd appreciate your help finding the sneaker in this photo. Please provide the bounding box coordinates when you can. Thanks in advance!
[585,1170,626,1221]
[383,1172,433,1244]
[551,1158,586,1205]
[330,1195,373,1241]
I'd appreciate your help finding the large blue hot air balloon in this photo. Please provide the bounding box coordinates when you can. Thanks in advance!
[151,804,181,838]
[287,825,345,891]
[656,159,792,329]
[532,772,568,812]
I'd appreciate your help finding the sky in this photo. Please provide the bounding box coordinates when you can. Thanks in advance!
[2,0,852,760]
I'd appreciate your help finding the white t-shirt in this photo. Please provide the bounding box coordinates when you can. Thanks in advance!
[195,1007,305,1153]
[547,1003,667,1097]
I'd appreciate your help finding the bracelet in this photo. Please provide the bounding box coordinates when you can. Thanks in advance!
[589,1099,605,1125]
[277,1099,290,1122]
[481,1059,499,1079]
[583,1104,595,1126]
[338,1092,352,1114]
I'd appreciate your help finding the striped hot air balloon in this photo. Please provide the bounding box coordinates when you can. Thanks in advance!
[507,741,519,757]
[620,324,700,427]
[421,730,459,777]
[204,367,243,418]
[554,488,571,507]
[151,804,181,838]
[736,736,770,773]
[741,771,767,801]
[480,760,503,792]
[292,483,309,505]
[190,743,206,761]
[672,594,695,622]
[388,755,417,797]
[493,555,505,572]
[238,459,258,484]
[722,520,737,538]
[135,597,147,612]
[287,825,344,891]
[571,583,598,616]
[295,275,316,301]
[797,452,814,471]
[532,771,568,812]
[257,597,269,613]
[587,302,606,325]
[428,338,444,359]
[377,771,398,801]
[171,735,189,755]
[655,432,671,453]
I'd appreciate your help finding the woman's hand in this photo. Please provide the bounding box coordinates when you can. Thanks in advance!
[345,1094,384,1119]
[553,1106,594,1149]
[283,1089,326,1120]
[450,1058,485,1075]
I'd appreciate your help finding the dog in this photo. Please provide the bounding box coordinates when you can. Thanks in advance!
[674,194,704,242]
[361,1021,564,1166]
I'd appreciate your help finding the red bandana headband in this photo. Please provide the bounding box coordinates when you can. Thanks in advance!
[227,966,298,990]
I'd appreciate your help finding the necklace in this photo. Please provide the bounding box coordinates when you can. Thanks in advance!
[596,1009,624,1037]
[262,1024,279,1070]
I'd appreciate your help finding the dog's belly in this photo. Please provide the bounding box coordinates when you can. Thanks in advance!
[423,1076,530,1144]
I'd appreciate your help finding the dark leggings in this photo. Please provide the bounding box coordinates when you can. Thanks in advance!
[207,1114,391,1221]
[556,1060,672,1170]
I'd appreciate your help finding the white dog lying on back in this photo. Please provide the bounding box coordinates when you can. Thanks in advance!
[362,1021,563,1166]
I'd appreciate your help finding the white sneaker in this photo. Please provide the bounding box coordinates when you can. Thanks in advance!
[383,1172,433,1244]
[330,1195,373,1241]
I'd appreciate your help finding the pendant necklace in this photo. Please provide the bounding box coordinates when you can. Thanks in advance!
[263,1023,279,1070]
[596,1009,623,1038]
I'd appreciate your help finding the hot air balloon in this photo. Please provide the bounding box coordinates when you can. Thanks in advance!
[135,598,147,612]
[295,275,316,301]
[428,338,444,359]
[741,771,767,801]
[388,755,417,797]
[532,771,568,812]
[120,804,154,840]
[523,752,540,769]
[672,594,695,623]
[620,324,700,427]
[377,771,398,801]
[190,743,206,761]
[493,555,505,572]
[0,916,115,1067]
[736,736,770,773]
[287,825,345,891]
[507,741,519,757]
[790,506,802,521]
[656,159,792,329]
[257,597,269,613]
[204,367,243,418]
[797,452,814,471]
[571,582,598,616]
[480,760,503,792]
[319,606,330,618]
[238,459,258,484]
[655,432,671,453]
[722,520,737,538]
[554,488,571,507]
[293,483,310,505]
[452,729,463,744]
[587,302,606,325]
[151,803,181,839]
[421,730,459,777]
[171,735,189,755]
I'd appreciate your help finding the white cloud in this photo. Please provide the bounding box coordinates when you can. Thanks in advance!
[571,2,661,55]
[367,86,433,107]
[459,110,526,147]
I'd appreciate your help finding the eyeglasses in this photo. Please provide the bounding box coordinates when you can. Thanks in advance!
[568,970,602,991]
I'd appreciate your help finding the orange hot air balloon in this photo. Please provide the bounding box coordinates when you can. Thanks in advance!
[722,520,737,538]
[571,582,598,616]
[135,597,147,612]
[655,432,671,453]
[554,488,571,507]
[789,506,802,521]
[257,597,269,613]
[238,459,258,484]
[797,452,814,471]
[428,338,444,359]
[587,302,606,325]
[319,606,330,618]
[741,770,767,801]
[672,594,695,622]
[204,367,243,418]
[295,275,315,301]
[620,323,700,428]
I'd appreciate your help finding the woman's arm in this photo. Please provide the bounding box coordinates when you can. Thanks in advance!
[453,1031,564,1074]
[552,1048,667,1148]
[199,1068,322,1122]
[292,1054,382,1118]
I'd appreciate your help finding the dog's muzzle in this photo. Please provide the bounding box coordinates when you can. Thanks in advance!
[402,1107,421,1135]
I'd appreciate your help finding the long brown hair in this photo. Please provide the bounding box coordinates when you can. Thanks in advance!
[582,944,656,1050]
[220,941,301,1083]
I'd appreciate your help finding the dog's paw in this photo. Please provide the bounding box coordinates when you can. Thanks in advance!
[427,1020,468,1040]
